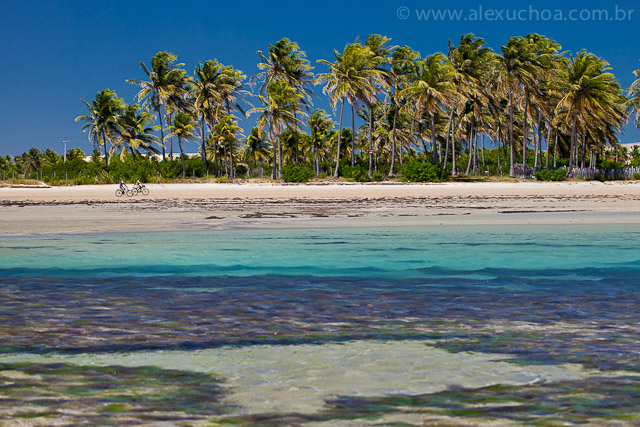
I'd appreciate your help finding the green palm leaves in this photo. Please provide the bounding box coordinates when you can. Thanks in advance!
[557,51,624,170]
[317,42,384,177]
[75,89,123,166]
[249,81,304,179]
[167,111,197,178]
[113,104,161,161]
[128,52,190,161]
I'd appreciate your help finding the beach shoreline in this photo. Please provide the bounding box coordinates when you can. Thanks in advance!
[1,181,640,234]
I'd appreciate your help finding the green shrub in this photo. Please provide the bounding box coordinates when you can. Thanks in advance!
[594,173,607,182]
[372,172,384,182]
[283,164,314,183]
[634,173,640,180]
[401,161,448,182]
[535,169,567,181]
[599,159,624,171]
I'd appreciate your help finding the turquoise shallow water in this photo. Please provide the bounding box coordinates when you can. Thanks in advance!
[2,224,640,279]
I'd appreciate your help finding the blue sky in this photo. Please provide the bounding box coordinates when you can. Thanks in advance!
[1,0,639,156]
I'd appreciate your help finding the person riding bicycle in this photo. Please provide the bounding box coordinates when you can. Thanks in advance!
[135,179,142,191]
[119,178,125,190]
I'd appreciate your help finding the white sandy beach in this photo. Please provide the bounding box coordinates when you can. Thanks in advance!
[1,181,640,234]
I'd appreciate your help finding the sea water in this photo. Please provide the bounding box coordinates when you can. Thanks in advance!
[0,224,639,421]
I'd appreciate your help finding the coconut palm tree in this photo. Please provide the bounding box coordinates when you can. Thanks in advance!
[256,38,314,166]
[241,127,271,168]
[194,59,226,172]
[219,65,250,178]
[317,43,382,177]
[128,52,187,162]
[76,89,123,166]
[211,114,243,178]
[308,109,335,176]
[448,34,494,176]
[364,35,393,176]
[386,46,419,175]
[249,81,303,179]
[400,53,457,164]
[556,51,624,171]
[626,67,640,131]
[496,37,537,176]
[112,103,162,160]
[167,111,197,178]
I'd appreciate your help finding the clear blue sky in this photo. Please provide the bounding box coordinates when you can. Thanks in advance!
[1,0,639,156]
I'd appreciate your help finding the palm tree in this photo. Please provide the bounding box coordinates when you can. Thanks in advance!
[308,109,334,176]
[626,67,640,131]
[249,81,302,179]
[241,127,271,168]
[167,111,197,178]
[386,46,419,175]
[128,52,187,162]
[218,65,250,178]
[400,53,457,164]
[76,89,123,166]
[364,35,393,177]
[256,38,314,166]
[317,43,382,177]
[211,114,243,178]
[448,34,494,176]
[556,51,624,171]
[194,59,226,172]
[113,103,162,160]
[496,37,536,176]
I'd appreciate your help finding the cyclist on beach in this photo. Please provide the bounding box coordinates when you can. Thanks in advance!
[119,178,125,190]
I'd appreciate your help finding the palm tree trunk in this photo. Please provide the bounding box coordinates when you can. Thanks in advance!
[351,104,356,168]
[169,113,174,161]
[294,111,299,166]
[271,127,278,180]
[496,136,501,175]
[522,89,529,167]
[229,138,235,179]
[545,126,552,169]
[333,96,346,178]
[443,109,454,171]
[368,104,374,178]
[158,108,166,162]
[569,111,577,171]
[102,130,109,167]
[388,105,398,177]
[465,125,473,176]
[431,115,438,164]
[534,113,542,169]
[509,91,515,177]
[314,137,320,177]
[178,136,186,178]
[553,132,558,168]
[201,118,207,172]
[481,133,485,167]
[278,130,283,180]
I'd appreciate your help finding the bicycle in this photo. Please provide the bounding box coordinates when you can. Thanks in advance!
[127,184,149,197]
[115,184,128,197]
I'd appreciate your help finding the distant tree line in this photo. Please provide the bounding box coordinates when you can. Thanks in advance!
[4,33,640,184]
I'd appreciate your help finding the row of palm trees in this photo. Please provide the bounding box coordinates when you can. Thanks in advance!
[77,33,640,180]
